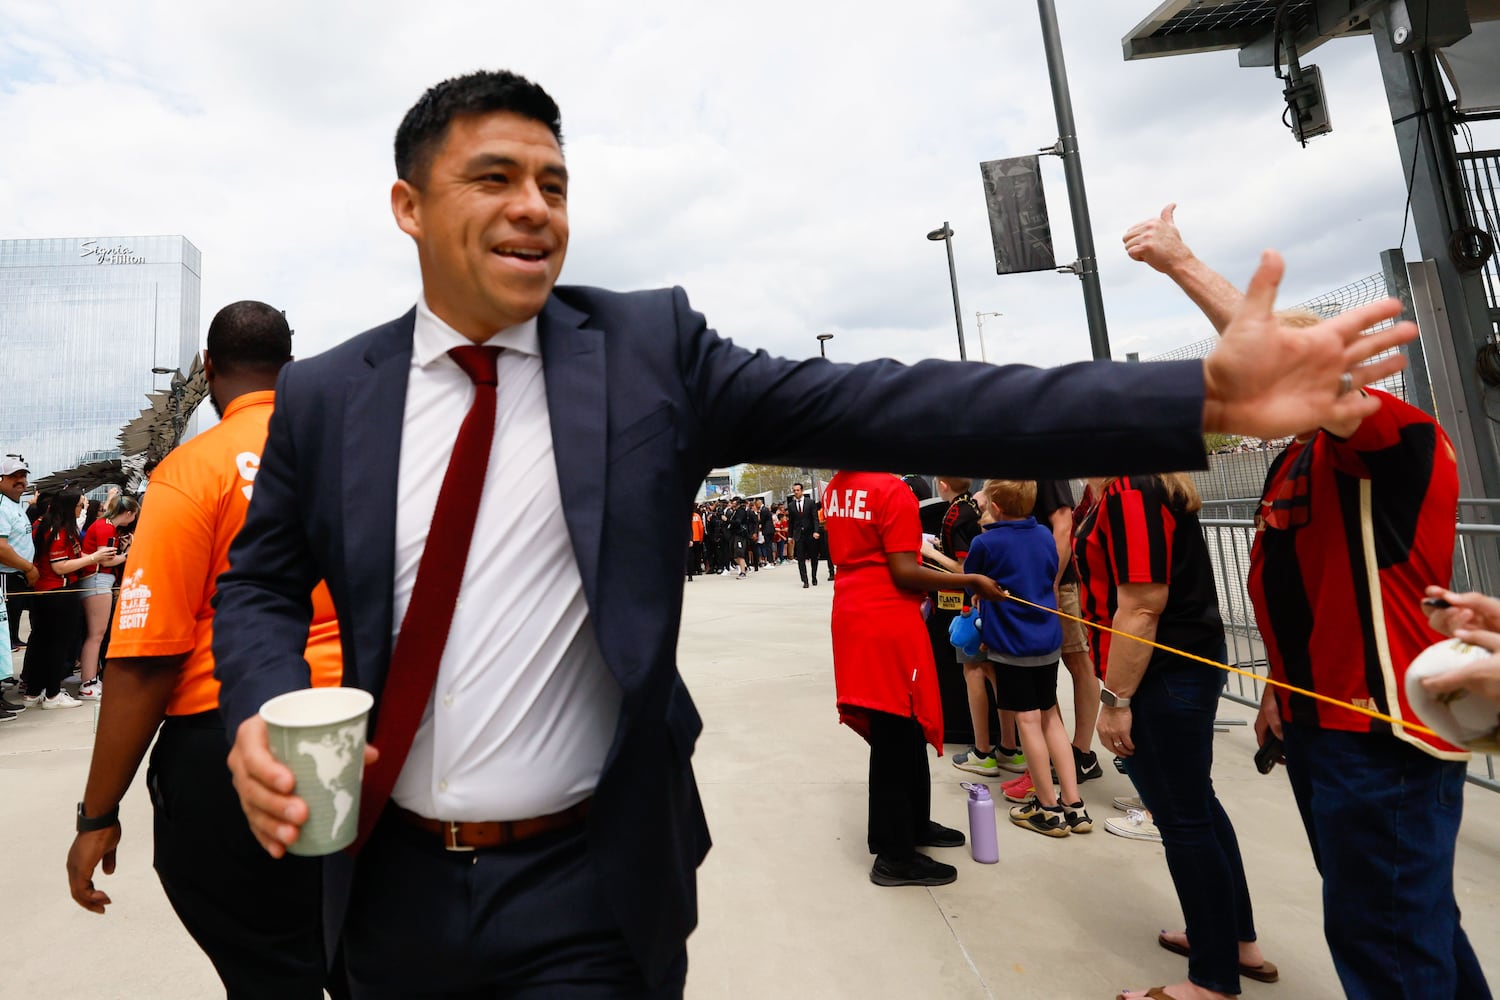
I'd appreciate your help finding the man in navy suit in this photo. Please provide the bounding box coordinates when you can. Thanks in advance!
[214,70,1414,998]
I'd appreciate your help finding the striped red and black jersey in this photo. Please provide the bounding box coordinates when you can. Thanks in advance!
[1074,475,1223,680]
[1247,390,1464,759]
[940,492,981,561]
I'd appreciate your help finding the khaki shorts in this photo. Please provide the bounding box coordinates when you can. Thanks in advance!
[1057,582,1090,656]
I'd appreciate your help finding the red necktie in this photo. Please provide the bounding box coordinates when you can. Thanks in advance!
[354,344,501,850]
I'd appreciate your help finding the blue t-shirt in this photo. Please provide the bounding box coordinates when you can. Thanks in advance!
[0,496,33,572]
[963,517,1061,665]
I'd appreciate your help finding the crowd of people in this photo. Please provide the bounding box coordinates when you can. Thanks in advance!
[1,470,135,721]
[686,486,836,585]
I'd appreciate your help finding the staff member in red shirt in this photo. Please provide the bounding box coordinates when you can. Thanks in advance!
[823,470,1001,887]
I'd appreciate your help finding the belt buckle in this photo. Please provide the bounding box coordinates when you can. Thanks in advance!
[444,821,476,853]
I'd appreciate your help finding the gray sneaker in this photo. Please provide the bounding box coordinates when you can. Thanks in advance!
[951,746,999,777]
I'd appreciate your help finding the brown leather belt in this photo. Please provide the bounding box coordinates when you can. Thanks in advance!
[390,799,591,852]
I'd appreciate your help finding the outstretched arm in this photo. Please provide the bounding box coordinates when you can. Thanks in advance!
[1123,204,1242,333]
[887,551,1002,602]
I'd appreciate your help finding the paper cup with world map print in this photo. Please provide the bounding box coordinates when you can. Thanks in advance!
[261,687,374,856]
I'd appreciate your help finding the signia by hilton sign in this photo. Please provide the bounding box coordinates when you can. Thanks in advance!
[79,239,146,264]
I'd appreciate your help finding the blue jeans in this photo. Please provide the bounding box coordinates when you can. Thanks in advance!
[1125,661,1256,996]
[1282,723,1492,1000]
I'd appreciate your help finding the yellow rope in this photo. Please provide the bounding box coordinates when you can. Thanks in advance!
[993,591,1440,740]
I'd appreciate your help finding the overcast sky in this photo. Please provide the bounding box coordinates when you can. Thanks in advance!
[4,1,1491,371]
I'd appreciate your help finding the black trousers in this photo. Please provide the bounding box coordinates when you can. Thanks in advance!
[4,574,28,647]
[343,813,687,998]
[20,589,80,697]
[148,714,337,1000]
[794,535,819,583]
[866,710,932,859]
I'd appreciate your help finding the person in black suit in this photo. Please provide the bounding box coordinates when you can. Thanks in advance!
[786,482,821,587]
[213,70,1415,999]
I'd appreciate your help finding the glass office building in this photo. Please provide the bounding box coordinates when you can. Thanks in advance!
[0,235,201,479]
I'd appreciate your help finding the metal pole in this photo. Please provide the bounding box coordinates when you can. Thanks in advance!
[1370,7,1500,505]
[941,224,968,360]
[1037,0,1110,360]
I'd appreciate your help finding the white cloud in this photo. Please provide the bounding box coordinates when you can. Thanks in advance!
[2,0,1488,374]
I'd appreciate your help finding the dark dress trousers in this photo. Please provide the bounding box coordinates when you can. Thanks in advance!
[213,285,1208,988]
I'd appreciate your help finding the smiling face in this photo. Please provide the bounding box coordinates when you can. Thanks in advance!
[0,472,26,503]
[392,111,569,340]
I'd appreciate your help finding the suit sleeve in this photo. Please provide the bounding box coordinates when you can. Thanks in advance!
[212,364,322,738]
[672,286,1208,479]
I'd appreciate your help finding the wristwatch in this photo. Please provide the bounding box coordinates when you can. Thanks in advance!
[1100,687,1132,709]
[76,801,120,833]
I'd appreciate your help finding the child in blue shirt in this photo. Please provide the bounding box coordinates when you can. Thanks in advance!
[964,480,1090,837]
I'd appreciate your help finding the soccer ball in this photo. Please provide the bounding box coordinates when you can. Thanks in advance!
[1404,638,1500,753]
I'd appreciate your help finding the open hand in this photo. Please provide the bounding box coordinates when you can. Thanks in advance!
[1202,250,1414,440]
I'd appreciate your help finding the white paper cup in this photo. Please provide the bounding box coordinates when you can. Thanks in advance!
[261,687,374,856]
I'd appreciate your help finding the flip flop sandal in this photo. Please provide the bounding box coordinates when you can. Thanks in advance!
[1115,989,1183,1000]
[1157,931,1281,983]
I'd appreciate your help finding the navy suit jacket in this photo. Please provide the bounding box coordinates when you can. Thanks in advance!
[213,284,1208,983]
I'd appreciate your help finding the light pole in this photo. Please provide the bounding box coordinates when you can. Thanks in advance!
[816,332,834,358]
[974,311,1001,364]
[926,222,968,361]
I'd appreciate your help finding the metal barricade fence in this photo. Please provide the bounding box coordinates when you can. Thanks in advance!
[1199,500,1500,792]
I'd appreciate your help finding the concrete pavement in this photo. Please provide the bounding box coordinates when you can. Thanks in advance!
[3,562,1498,998]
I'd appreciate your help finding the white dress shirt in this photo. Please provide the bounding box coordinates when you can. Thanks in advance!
[389,298,621,821]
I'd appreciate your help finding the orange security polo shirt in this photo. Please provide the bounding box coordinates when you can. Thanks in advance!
[110,390,342,716]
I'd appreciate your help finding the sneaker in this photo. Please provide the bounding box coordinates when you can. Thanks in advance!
[20,691,44,708]
[870,853,958,887]
[1112,794,1143,811]
[41,691,84,710]
[1073,747,1104,782]
[1001,772,1034,803]
[1062,801,1093,834]
[1104,808,1162,843]
[917,821,965,849]
[994,747,1027,773]
[951,746,999,777]
[78,679,102,701]
[0,707,17,723]
[1010,799,1069,837]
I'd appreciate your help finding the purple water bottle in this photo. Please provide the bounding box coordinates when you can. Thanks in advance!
[962,782,998,864]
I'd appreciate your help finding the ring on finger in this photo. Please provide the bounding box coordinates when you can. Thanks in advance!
[1339,371,1354,396]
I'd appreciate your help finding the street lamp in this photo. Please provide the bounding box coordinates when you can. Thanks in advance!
[975,311,1002,364]
[926,222,968,361]
[816,333,834,358]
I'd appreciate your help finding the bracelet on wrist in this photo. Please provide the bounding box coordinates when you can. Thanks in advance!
[76,801,120,833]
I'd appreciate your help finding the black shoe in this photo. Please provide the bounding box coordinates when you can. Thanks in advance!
[802,581,809,589]
[870,853,957,887]
[917,821,965,849]
[1074,748,1104,782]
[0,708,16,723]
[811,578,818,586]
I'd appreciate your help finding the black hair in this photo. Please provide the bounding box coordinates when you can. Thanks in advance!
[205,301,293,378]
[395,70,564,186]
[36,488,82,562]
